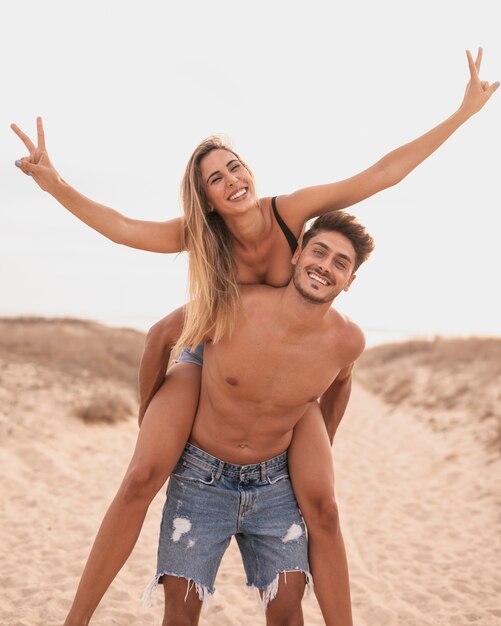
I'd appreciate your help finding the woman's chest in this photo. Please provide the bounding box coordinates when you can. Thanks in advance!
[234,228,296,287]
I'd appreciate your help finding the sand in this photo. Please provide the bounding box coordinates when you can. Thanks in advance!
[1,322,500,625]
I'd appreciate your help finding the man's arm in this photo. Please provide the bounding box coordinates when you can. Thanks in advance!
[138,307,185,425]
[319,365,354,445]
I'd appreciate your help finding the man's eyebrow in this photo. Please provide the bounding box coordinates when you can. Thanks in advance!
[206,159,240,184]
[337,252,353,263]
[314,241,330,251]
[314,240,353,264]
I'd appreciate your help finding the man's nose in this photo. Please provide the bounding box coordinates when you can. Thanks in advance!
[316,262,331,277]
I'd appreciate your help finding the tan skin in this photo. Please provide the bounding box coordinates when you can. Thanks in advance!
[192,234,361,464]
[11,50,497,625]
[160,231,363,626]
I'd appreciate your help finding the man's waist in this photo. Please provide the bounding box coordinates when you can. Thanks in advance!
[180,442,288,479]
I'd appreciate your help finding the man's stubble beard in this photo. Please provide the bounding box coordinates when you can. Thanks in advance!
[292,269,336,305]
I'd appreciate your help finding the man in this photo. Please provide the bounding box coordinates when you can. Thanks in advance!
[149,210,373,625]
[64,211,374,626]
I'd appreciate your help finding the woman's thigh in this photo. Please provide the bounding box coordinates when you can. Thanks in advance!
[287,403,336,516]
[124,362,202,489]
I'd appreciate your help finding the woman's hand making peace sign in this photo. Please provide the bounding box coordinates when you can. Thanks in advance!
[11,116,61,193]
[460,48,499,116]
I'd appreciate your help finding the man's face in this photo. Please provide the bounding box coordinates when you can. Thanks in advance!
[291,231,357,304]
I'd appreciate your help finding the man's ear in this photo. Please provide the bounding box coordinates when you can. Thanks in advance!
[343,273,356,292]
[291,246,301,266]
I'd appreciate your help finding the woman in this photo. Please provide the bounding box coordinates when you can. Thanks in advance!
[12,50,497,626]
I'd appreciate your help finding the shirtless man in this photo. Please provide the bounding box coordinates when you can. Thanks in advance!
[64,211,374,626]
[150,210,373,625]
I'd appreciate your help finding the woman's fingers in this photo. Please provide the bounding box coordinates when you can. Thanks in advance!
[36,116,47,151]
[475,47,483,73]
[488,81,500,96]
[11,123,36,153]
[15,156,40,176]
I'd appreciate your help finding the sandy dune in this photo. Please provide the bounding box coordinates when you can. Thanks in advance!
[1,320,500,625]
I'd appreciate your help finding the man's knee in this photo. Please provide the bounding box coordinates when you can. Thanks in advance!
[266,605,304,626]
[163,616,199,626]
[267,616,303,626]
[162,578,202,626]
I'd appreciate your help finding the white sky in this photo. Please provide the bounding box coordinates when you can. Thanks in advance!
[1,0,500,343]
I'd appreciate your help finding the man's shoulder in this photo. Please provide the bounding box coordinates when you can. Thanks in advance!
[326,309,366,362]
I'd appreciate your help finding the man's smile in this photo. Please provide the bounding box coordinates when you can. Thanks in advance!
[307,270,331,286]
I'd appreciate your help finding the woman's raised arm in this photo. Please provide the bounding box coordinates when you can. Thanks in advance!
[279,48,498,229]
[12,117,184,253]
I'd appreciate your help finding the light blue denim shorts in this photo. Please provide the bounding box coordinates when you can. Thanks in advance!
[145,443,311,610]
[176,343,205,367]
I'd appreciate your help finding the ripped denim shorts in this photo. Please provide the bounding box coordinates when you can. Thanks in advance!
[144,442,311,611]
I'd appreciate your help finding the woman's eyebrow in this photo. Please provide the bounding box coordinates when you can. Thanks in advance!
[206,160,240,184]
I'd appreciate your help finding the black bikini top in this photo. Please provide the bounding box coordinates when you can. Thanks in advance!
[271,196,298,254]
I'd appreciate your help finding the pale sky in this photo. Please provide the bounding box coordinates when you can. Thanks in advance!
[1,0,500,343]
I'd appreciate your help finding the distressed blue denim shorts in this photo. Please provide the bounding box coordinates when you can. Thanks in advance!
[144,443,311,610]
[176,343,205,367]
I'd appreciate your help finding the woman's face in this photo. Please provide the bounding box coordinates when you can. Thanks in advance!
[200,149,257,217]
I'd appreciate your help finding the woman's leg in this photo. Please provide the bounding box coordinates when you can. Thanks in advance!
[64,361,201,626]
[138,308,185,424]
[288,403,353,626]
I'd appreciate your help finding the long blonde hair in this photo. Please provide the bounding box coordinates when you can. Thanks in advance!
[175,136,255,352]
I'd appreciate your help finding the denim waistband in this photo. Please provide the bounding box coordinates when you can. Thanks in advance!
[181,442,288,480]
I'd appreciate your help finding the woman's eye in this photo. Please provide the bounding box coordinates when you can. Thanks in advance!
[231,164,241,172]
[211,176,222,184]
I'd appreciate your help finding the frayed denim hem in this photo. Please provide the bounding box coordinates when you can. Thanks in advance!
[142,571,215,611]
[250,569,313,613]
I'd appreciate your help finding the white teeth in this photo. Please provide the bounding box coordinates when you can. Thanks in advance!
[308,272,328,285]
[229,188,246,201]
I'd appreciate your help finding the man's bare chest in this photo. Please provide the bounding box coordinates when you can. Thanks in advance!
[206,331,340,407]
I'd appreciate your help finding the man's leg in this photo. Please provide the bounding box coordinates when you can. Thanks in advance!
[236,453,310,625]
[264,572,305,626]
[162,577,203,626]
[288,403,353,626]
[155,446,237,626]
[64,362,201,626]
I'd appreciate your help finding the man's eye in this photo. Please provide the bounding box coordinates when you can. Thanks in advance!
[336,261,346,269]
[314,249,323,256]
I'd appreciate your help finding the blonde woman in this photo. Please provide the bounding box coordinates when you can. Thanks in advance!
[12,50,497,626]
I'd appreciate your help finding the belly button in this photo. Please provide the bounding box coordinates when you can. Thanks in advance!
[226,377,238,386]
[238,444,248,449]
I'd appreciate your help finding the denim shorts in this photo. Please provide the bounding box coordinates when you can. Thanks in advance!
[144,443,311,610]
[176,343,205,367]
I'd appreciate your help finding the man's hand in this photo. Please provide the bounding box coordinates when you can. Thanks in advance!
[11,117,62,193]
[460,48,499,117]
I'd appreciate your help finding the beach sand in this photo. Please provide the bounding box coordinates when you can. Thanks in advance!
[1,321,500,625]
